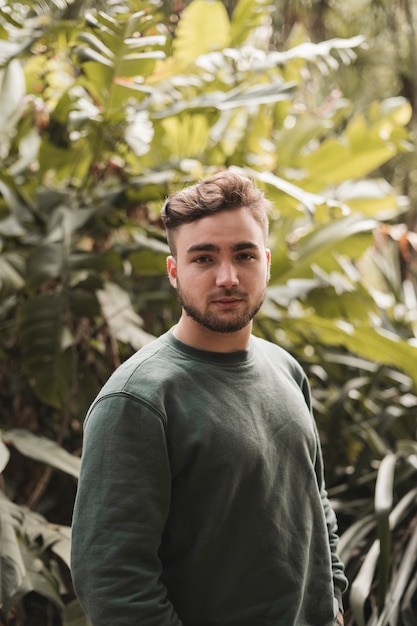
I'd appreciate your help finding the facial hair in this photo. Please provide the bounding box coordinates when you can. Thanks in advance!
[176,280,267,333]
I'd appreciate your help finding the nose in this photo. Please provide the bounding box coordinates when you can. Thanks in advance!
[215,261,239,288]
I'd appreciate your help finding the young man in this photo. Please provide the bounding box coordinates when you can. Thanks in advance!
[71,170,347,625]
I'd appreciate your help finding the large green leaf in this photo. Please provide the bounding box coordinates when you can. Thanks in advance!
[76,8,166,117]
[302,99,412,184]
[3,429,80,479]
[0,252,25,296]
[97,282,154,350]
[0,60,25,156]
[349,487,417,626]
[173,0,231,65]
[333,179,404,219]
[38,138,90,186]
[350,540,380,626]
[26,242,65,289]
[0,492,78,617]
[18,293,75,408]
[160,114,211,159]
[0,495,28,614]
[269,281,378,324]
[374,453,397,607]
[241,166,340,217]
[127,233,169,275]
[0,441,9,473]
[281,314,417,389]
[377,522,417,625]
[152,71,296,119]
[272,215,377,281]
[230,0,273,47]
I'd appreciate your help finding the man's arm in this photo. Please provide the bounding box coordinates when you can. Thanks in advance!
[314,422,348,616]
[71,393,183,626]
[300,374,348,614]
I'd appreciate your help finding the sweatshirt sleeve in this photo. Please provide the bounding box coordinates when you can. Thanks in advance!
[300,375,348,612]
[70,392,183,626]
[315,432,348,612]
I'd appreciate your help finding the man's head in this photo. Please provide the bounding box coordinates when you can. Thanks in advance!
[161,170,272,256]
[162,171,272,342]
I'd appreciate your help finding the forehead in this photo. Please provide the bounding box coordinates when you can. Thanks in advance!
[174,207,267,251]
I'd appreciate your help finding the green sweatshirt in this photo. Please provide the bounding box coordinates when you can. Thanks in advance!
[71,329,347,625]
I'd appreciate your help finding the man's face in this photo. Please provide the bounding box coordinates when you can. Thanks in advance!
[167,207,271,334]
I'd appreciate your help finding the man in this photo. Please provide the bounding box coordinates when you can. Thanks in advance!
[71,170,347,625]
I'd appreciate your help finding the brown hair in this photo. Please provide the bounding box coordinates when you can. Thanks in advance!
[161,170,272,254]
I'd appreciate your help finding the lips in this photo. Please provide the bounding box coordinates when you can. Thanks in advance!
[211,297,244,309]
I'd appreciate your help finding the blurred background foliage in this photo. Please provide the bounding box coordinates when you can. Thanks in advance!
[0,0,416,624]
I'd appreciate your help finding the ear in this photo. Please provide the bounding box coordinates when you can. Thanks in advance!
[266,248,271,280]
[167,255,177,288]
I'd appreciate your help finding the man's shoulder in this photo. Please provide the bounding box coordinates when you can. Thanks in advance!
[85,331,181,422]
[106,331,177,387]
[251,335,305,378]
[252,334,296,361]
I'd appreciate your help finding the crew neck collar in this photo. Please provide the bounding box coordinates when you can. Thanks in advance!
[166,327,254,365]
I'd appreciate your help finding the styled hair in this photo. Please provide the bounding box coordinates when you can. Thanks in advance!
[161,170,272,254]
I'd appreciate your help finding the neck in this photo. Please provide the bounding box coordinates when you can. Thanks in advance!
[173,314,252,353]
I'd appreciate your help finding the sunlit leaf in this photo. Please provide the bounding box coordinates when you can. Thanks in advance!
[0,252,25,296]
[97,282,154,350]
[77,32,114,60]
[161,114,210,159]
[118,53,162,79]
[280,314,417,388]
[3,429,80,478]
[0,60,25,158]
[0,440,10,473]
[230,0,273,47]
[128,247,168,276]
[276,215,377,281]
[173,0,231,65]
[375,453,397,606]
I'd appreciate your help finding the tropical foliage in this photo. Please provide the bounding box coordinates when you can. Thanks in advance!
[0,0,416,624]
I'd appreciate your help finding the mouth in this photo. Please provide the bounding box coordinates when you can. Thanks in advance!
[211,297,244,309]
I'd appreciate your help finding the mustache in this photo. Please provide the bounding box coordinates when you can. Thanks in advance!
[209,289,247,299]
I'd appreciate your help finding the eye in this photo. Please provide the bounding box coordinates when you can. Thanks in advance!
[193,255,212,264]
[236,252,256,262]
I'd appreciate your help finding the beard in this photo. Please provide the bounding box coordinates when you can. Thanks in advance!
[176,281,266,334]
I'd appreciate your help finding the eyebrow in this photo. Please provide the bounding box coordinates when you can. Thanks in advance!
[186,241,260,255]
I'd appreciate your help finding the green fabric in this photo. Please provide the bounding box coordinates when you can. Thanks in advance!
[71,329,347,625]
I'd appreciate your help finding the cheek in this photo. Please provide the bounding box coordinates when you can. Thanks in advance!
[178,267,214,295]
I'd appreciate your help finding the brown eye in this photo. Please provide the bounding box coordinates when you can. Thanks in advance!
[237,253,255,261]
